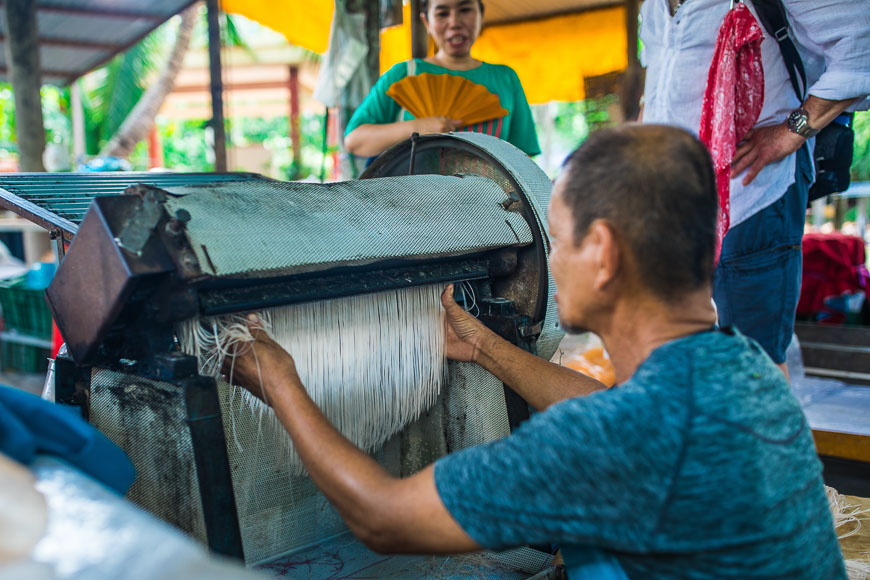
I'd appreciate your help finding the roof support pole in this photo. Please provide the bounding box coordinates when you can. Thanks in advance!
[409,0,428,59]
[3,0,46,172]
[622,0,643,122]
[206,0,227,172]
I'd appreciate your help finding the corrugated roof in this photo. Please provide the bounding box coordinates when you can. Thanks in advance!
[0,0,196,85]
[0,0,625,86]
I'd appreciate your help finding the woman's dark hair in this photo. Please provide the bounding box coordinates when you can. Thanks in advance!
[561,124,718,301]
[421,1,484,14]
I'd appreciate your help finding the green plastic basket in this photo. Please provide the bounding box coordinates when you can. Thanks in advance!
[0,341,49,374]
[0,277,53,339]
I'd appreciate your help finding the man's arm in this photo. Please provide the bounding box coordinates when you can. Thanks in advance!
[222,285,604,553]
[226,329,480,554]
[730,95,856,186]
[441,285,607,411]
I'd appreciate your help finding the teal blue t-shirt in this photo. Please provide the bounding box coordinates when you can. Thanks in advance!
[434,329,846,579]
[345,59,541,156]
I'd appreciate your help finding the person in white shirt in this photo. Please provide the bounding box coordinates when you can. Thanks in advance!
[640,0,870,376]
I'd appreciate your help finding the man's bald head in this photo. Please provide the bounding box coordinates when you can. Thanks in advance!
[560,124,718,301]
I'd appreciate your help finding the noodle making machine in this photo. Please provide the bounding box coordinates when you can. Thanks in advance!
[1,133,563,576]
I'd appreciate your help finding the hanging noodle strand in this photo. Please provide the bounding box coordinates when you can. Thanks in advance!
[176,284,447,476]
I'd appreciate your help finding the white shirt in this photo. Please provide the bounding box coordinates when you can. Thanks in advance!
[640,0,870,227]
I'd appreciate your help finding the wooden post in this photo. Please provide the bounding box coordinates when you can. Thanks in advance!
[409,0,428,59]
[289,66,302,180]
[206,0,227,172]
[3,0,46,172]
[622,0,643,122]
[148,125,164,169]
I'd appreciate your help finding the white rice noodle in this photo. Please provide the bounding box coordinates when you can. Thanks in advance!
[176,284,447,475]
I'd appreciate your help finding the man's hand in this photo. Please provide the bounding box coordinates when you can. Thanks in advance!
[731,123,806,186]
[441,285,493,363]
[221,314,300,404]
[413,116,463,134]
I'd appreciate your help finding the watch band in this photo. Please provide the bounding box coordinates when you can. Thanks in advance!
[787,107,820,138]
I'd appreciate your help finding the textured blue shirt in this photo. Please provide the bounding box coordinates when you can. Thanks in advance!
[434,329,846,579]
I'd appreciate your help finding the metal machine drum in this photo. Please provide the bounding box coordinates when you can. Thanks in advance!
[363,132,562,360]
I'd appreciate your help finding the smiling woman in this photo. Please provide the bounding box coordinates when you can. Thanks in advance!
[344,0,540,158]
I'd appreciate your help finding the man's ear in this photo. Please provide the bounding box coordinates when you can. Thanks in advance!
[587,220,621,293]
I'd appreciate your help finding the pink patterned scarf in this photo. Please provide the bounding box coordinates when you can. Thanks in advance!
[699,3,765,263]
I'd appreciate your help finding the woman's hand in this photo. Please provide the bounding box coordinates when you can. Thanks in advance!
[441,285,492,363]
[221,314,300,404]
[413,116,464,134]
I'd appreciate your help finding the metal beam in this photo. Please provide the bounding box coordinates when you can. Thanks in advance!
[0,2,163,21]
[0,64,76,78]
[205,0,227,172]
[3,0,46,172]
[0,33,123,51]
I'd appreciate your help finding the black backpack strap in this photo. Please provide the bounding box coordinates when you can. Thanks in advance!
[751,0,807,101]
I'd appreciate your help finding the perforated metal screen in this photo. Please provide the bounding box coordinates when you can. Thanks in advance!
[89,369,208,544]
[161,174,533,278]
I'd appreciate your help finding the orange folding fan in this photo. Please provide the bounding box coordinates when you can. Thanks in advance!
[386,73,508,126]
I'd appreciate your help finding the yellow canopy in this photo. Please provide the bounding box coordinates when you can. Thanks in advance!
[223,1,627,104]
[221,0,334,54]
[381,5,627,104]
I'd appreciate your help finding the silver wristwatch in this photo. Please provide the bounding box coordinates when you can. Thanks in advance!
[786,107,820,138]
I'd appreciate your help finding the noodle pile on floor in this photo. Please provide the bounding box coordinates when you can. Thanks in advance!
[826,486,870,580]
[177,284,447,476]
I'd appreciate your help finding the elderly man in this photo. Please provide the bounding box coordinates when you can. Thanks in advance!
[228,125,845,578]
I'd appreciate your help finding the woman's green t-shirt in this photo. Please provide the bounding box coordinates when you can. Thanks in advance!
[345,59,541,156]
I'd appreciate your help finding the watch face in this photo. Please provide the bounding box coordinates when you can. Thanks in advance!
[788,109,811,136]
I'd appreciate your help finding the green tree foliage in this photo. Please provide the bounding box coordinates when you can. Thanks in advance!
[0,84,70,164]
[81,25,166,155]
[852,110,870,182]
[148,113,331,180]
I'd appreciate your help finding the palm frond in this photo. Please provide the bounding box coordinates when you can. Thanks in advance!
[224,13,257,60]
[81,13,175,152]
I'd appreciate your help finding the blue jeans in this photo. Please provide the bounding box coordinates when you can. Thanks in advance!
[713,146,812,364]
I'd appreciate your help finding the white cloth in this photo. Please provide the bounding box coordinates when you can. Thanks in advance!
[640,0,870,227]
[313,1,371,109]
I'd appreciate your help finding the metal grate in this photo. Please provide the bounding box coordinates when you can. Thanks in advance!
[162,174,533,279]
[0,172,267,239]
[89,369,208,544]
